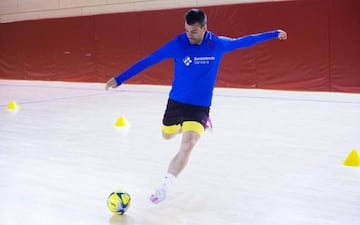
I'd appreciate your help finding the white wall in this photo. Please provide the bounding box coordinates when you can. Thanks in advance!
[0,0,281,23]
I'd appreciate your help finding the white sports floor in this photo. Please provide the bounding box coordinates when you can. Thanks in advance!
[1,79,360,225]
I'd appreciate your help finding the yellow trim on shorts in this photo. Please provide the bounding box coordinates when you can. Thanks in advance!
[182,121,204,136]
[162,124,181,135]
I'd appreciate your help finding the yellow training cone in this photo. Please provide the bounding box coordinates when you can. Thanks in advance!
[114,116,129,127]
[7,100,20,111]
[343,149,360,167]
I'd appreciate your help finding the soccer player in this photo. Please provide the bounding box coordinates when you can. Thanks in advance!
[105,8,287,204]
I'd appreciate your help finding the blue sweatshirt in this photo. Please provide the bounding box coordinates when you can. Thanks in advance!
[114,30,279,107]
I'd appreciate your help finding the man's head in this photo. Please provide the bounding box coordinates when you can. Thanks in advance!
[184,9,207,45]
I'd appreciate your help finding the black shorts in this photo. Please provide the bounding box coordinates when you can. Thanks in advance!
[162,98,210,128]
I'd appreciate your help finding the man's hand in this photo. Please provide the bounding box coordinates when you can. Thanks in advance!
[277,30,287,40]
[105,78,118,90]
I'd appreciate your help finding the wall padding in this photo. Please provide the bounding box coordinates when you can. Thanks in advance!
[0,0,359,92]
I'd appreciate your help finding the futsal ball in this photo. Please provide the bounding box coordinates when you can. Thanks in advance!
[107,190,131,215]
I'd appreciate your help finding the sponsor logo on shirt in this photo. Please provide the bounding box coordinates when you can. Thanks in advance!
[183,56,215,66]
[183,56,192,66]
[194,56,215,64]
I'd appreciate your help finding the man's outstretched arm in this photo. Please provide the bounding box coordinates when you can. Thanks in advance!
[105,40,177,90]
[221,29,287,52]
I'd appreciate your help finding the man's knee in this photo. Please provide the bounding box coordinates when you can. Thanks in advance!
[162,132,174,140]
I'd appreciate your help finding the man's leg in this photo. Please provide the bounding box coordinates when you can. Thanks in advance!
[150,121,204,204]
[167,128,201,176]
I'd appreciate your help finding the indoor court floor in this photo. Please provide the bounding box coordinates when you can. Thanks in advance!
[1,79,360,225]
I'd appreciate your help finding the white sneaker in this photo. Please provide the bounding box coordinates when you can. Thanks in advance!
[149,188,166,204]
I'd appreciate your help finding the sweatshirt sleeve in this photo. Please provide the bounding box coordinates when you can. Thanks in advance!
[220,30,279,53]
[114,40,176,85]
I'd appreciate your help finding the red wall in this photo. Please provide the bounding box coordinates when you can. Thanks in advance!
[1,0,360,92]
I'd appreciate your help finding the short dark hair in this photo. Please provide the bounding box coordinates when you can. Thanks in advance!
[184,9,207,27]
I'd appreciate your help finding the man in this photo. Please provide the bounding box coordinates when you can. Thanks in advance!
[105,9,287,204]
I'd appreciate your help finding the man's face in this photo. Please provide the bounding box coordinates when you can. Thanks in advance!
[185,22,207,45]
